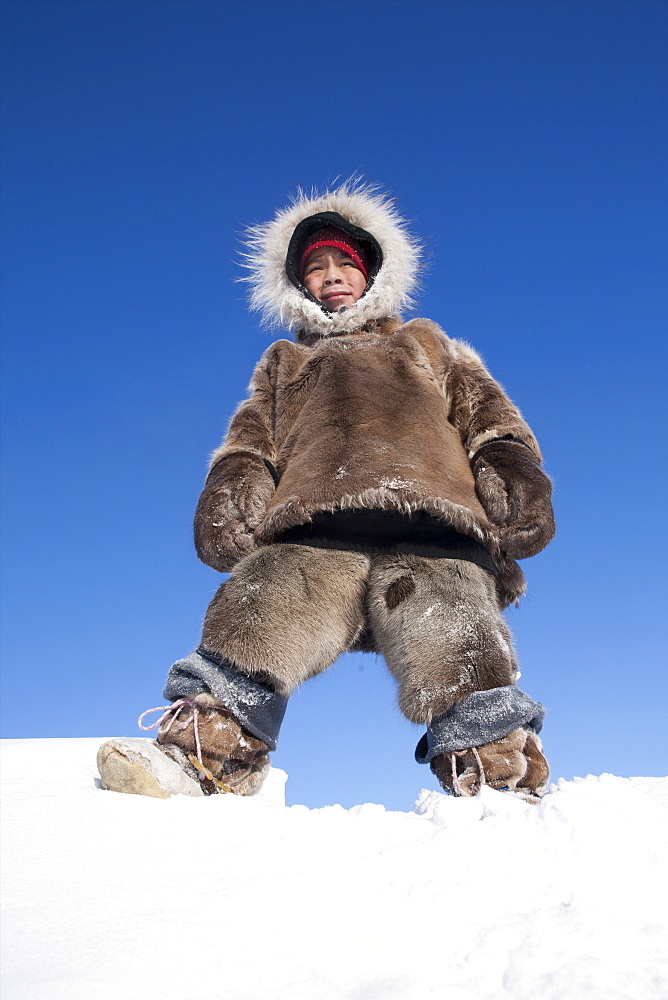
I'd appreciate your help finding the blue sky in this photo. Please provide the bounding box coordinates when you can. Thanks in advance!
[2,0,666,809]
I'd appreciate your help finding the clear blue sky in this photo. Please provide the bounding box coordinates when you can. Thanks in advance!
[2,0,666,809]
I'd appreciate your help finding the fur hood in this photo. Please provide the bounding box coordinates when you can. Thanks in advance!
[240,181,422,337]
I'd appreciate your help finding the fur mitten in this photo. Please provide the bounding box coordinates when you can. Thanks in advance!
[431,729,549,800]
[194,452,276,572]
[471,439,555,559]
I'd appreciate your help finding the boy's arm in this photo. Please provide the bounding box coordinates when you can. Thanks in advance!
[194,348,278,572]
[450,342,555,559]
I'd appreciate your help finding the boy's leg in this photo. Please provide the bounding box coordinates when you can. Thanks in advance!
[197,543,371,696]
[368,554,518,722]
[140,543,370,794]
[367,554,548,798]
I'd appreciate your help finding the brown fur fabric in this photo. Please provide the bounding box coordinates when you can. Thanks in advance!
[520,732,550,796]
[384,574,416,610]
[471,440,555,559]
[200,317,552,606]
[366,555,517,723]
[199,543,517,722]
[200,544,370,696]
[194,451,276,572]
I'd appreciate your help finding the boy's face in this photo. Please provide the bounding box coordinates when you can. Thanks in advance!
[302,248,367,311]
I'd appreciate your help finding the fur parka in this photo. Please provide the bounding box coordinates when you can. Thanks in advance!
[194,183,554,607]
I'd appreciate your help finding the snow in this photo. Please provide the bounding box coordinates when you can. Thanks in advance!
[379,477,418,490]
[2,739,667,1000]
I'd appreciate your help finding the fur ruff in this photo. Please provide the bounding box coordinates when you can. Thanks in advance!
[240,180,422,336]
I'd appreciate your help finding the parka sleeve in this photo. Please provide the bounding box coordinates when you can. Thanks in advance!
[449,340,555,559]
[208,344,279,471]
[193,345,280,572]
[448,340,541,459]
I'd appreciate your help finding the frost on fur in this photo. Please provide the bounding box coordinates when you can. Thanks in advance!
[239,180,422,336]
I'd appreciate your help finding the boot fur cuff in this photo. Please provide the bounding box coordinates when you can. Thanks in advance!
[163,649,288,750]
[415,686,546,764]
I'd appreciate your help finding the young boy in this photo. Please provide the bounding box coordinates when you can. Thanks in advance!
[98,182,554,801]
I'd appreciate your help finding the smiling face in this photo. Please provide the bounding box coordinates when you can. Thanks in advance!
[302,247,368,311]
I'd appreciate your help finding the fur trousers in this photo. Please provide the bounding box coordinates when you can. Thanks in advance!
[199,543,518,725]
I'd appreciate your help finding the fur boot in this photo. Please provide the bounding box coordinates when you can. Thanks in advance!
[97,738,204,799]
[155,693,271,795]
[97,694,271,798]
[430,729,549,802]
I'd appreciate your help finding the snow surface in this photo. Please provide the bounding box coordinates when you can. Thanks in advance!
[2,738,667,1000]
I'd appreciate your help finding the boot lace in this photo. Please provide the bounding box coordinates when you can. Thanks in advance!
[138,698,235,793]
[450,746,487,796]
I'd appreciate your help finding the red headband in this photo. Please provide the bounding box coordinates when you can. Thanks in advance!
[300,229,369,281]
